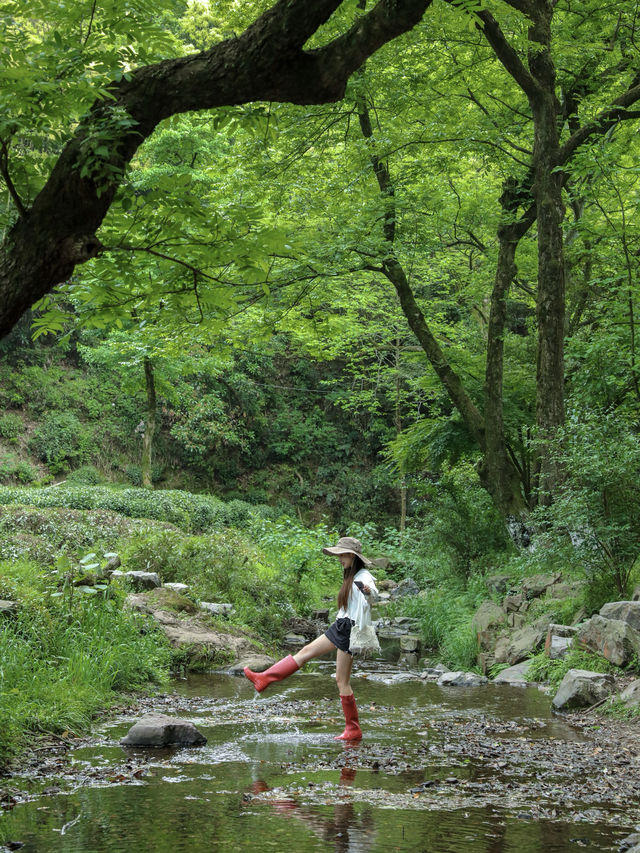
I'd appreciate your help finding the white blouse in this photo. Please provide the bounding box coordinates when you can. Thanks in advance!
[336,568,379,629]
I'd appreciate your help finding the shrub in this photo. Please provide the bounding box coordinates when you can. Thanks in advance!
[526,648,620,689]
[0,413,24,443]
[0,451,19,483]
[531,410,640,599]
[29,411,90,473]
[14,461,37,484]
[67,465,105,485]
[0,580,171,766]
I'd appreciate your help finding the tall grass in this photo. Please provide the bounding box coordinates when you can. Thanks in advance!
[0,560,171,766]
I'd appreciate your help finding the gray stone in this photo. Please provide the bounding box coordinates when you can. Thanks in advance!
[545,581,584,600]
[420,664,451,680]
[114,571,160,590]
[0,600,19,615]
[230,655,276,674]
[104,554,121,574]
[164,583,189,594]
[547,623,578,638]
[576,615,640,667]
[472,601,506,640]
[399,652,419,668]
[400,634,421,652]
[370,557,391,570]
[125,592,257,662]
[311,609,329,622]
[620,679,640,707]
[619,833,640,852]
[507,612,526,629]
[377,592,391,603]
[200,602,234,616]
[552,669,614,711]
[600,601,640,633]
[545,625,576,659]
[485,574,512,597]
[283,633,306,646]
[390,578,420,599]
[121,714,206,747]
[437,671,489,687]
[503,593,525,613]
[493,660,533,685]
[377,578,397,591]
[493,636,510,664]
[506,623,548,665]
[547,634,573,660]
[632,585,640,602]
[522,573,562,599]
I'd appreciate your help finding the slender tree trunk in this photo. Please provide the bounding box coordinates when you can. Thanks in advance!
[394,334,408,532]
[354,66,538,516]
[481,179,536,516]
[529,2,566,503]
[141,357,156,489]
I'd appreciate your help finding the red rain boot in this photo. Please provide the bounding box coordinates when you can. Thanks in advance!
[334,693,362,741]
[243,655,300,693]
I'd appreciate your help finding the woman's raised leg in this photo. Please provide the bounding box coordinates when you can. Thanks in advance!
[244,633,336,693]
[293,633,337,667]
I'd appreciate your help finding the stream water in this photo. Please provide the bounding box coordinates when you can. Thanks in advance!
[2,657,638,853]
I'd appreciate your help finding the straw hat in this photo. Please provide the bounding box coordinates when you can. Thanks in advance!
[322,536,372,566]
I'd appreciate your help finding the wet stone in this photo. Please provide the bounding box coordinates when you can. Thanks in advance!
[493,660,533,685]
[552,669,615,711]
[438,671,489,687]
[120,714,207,747]
[620,679,640,707]
[230,655,276,674]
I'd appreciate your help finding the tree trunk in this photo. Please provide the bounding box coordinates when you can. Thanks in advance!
[141,357,156,490]
[529,2,566,502]
[481,179,536,516]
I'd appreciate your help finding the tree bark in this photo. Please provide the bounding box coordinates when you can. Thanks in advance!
[528,2,566,501]
[0,0,433,339]
[481,180,536,516]
[141,357,156,490]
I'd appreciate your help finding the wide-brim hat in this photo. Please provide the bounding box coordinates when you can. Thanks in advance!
[322,536,372,566]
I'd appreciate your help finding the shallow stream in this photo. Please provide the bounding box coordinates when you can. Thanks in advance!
[2,658,639,852]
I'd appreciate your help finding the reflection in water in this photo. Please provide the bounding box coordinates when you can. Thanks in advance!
[251,763,376,853]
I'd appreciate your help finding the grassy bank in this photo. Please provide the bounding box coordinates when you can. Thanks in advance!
[0,485,346,766]
[0,559,172,767]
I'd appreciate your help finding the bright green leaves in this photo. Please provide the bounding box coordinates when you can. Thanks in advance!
[0,0,182,224]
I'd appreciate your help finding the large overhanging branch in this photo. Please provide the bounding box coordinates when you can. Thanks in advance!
[0,0,433,339]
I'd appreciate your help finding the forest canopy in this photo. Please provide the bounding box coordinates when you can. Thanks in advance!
[2,0,640,523]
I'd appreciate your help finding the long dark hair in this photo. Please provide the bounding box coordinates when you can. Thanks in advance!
[337,555,364,612]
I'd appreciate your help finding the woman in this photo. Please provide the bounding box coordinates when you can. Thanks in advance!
[243,536,379,741]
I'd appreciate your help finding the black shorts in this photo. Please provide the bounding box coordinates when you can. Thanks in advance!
[324,617,355,654]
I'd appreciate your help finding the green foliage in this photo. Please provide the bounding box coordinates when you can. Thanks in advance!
[526,648,620,690]
[67,465,105,485]
[0,451,37,484]
[0,484,266,533]
[121,513,345,641]
[533,410,640,597]
[28,411,90,473]
[0,558,171,767]
[0,413,24,443]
